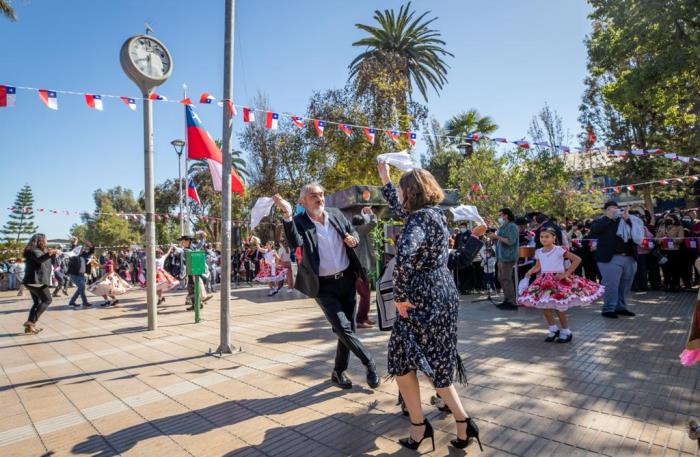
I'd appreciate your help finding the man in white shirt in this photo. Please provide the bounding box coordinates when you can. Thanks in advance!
[273,184,380,390]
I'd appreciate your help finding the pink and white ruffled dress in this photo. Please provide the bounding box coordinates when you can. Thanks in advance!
[518,246,604,311]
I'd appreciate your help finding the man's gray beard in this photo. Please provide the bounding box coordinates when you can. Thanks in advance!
[307,206,324,218]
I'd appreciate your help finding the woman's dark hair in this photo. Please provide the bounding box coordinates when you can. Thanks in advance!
[23,233,47,256]
[499,208,515,222]
[397,169,444,212]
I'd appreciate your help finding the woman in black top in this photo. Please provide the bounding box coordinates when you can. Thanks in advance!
[22,233,60,333]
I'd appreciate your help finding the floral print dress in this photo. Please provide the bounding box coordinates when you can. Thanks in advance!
[382,183,466,387]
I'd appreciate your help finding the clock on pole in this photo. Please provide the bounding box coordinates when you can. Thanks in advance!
[120,33,173,331]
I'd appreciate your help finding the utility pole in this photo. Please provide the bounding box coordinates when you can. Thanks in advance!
[217,0,237,354]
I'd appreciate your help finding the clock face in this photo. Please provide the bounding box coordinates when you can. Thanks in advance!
[128,37,171,80]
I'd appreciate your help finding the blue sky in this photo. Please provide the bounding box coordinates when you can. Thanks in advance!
[1,0,592,238]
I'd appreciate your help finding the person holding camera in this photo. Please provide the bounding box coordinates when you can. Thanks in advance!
[590,201,638,318]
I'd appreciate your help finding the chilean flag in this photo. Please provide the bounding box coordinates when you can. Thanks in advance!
[120,96,137,111]
[339,124,352,137]
[314,119,325,137]
[186,105,244,195]
[199,92,215,104]
[386,130,400,143]
[265,112,279,129]
[242,107,255,123]
[513,140,529,149]
[364,128,376,144]
[149,93,167,101]
[291,116,305,128]
[217,100,237,116]
[406,131,417,146]
[187,179,202,204]
[492,138,508,143]
[0,85,16,107]
[84,94,103,111]
[38,89,58,110]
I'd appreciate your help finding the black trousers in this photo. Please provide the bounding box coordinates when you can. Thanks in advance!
[27,285,52,324]
[315,271,373,373]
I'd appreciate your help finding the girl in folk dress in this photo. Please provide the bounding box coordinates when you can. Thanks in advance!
[254,241,288,296]
[519,227,604,343]
[155,246,180,305]
[90,259,133,307]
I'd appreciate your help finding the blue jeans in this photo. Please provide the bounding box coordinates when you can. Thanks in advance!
[68,274,89,305]
[7,273,16,290]
[597,255,637,313]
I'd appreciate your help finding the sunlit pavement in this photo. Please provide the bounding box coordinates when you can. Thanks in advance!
[0,284,698,456]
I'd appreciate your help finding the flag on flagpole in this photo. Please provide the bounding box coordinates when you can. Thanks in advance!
[199,92,215,104]
[364,128,376,144]
[406,131,417,146]
[120,96,137,111]
[265,112,279,129]
[291,116,305,128]
[187,179,202,204]
[38,89,58,110]
[386,130,400,143]
[84,94,103,111]
[179,98,192,105]
[242,107,255,123]
[0,85,16,107]
[186,105,244,195]
[339,124,352,137]
[149,93,167,101]
[314,119,325,137]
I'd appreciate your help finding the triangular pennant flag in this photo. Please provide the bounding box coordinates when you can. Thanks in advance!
[339,124,352,137]
[120,96,137,111]
[149,93,167,101]
[364,127,376,144]
[199,92,215,104]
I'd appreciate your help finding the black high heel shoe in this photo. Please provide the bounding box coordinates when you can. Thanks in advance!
[450,417,483,451]
[399,419,435,452]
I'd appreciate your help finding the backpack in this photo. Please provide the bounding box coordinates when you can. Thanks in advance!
[67,255,85,275]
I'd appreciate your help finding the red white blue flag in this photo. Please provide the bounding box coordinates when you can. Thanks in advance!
[242,107,255,123]
[120,96,137,111]
[199,92,215,104]
[314,119,325,137]
[84,94,103,111]
[149,93,167,101]
[265,112,279,129]
[492,138,508,143]
[339,124,352,137]
[386,130,400,143]
[291,116,305,128]
[406,132,417,146]
[187,179,202,205]
[364,128,376,144]
[513,140,529,149]
[38,89,58,110]
[217,100,237,116]
[0,85,16,107]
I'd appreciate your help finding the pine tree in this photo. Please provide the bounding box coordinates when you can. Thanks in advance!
[2,185,39,242]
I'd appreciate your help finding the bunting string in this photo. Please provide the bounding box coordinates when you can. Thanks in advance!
[1,83,697,162]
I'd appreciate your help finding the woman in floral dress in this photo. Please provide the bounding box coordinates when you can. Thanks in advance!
[378,162,482,452]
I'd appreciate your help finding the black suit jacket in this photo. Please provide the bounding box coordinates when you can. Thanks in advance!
[589,216,638,263]
[282,208,365,298]
[23,249,53,286]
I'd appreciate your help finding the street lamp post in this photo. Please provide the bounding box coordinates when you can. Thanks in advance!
[171,139,186,236]
[120,33,173,331]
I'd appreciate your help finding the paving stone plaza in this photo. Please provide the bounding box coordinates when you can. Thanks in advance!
[1,287,699,456]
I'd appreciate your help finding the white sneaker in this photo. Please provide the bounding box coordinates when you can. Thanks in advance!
[286,288,294,293]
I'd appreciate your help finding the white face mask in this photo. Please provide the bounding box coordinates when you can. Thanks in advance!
[459,228,467,234]
[498,217,504,225]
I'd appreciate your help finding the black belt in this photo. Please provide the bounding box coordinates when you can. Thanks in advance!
[319,268,350,281]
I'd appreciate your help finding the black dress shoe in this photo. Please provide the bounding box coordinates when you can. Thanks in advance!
[601,311,618,319]
[616,309,636,317]
[556,333,573,343]
[544,330,560,342]
[366,364,380,389]
[497,302,518,310]
[331,370,353,389]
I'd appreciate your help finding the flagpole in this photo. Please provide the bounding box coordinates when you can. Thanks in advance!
[217,0,237,355]
[183,83,190,235]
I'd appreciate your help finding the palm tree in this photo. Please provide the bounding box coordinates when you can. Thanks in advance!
[0,0,16,21]
[445,109,498,145]
[349,2,453,103]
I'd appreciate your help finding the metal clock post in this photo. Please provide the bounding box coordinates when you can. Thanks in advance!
[120,34,173,330]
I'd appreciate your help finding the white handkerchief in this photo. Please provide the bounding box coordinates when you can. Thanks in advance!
[449,205,485,225]
[251,197,275,230]
[376,150,416,171]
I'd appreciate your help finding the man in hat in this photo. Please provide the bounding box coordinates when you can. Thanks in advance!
[590,201,637,318]
[176,234,212,310]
